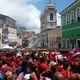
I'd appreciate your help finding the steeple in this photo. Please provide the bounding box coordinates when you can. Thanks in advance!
[48,0,52,4]
[47,0,55,8]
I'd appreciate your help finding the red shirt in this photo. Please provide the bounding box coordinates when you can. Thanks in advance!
[1,64,11,73]
[11,61,18,68]
[61,69,73,79]
[56,64,63,72]
[33,61,40,67]
[15,57,22,65]
[38,62,50,73]
[6,56,12,61]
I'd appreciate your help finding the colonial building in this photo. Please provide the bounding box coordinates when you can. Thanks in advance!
[27,32,39,49]
[61,0,80,49]
[17,27,26,46]
[40,0,61,50]
[23,31,30,39]
[0,29,2,46]
[0,14,17,46]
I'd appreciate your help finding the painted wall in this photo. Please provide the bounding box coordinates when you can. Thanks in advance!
[62,2,80,39]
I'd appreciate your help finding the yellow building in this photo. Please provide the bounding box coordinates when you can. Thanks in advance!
[23,32,30,39]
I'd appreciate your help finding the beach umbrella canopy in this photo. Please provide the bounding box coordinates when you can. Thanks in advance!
[2,45,14,49]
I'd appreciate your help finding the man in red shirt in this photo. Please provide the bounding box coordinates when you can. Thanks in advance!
[38,56,50,73]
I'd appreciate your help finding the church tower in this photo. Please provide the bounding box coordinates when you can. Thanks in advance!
[40,0,61,49]
[41,0,57,32]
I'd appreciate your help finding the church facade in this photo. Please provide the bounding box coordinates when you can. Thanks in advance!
[40,0,61,50]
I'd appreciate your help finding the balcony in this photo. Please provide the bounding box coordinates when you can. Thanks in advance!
[62,21,80,30]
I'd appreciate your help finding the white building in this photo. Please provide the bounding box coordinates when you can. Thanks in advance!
[17,27,26,46]
[0,29,2,47]
[27,32,40,49]
[0,14,17,46]
[56,13,61,26]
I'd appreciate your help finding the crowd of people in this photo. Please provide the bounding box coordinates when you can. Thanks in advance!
[0,48,80,80]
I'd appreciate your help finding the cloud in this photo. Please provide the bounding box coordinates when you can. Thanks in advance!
[0,0,41,33]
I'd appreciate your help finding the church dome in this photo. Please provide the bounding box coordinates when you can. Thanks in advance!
[46,0,55,9]
[47,3,53,6]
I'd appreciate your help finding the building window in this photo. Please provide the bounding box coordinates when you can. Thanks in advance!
[63,40,65,48]
[76,7,80,22]
[67,40,69,48]
[72,43,75,49]
[66,13,69,25]
[61,16,63,26]
[77,34,79,36]
[58,44,61,48]
[61,16,64,26]
[64,15,66,26]
[50,13,53,20]
[62,15,66,26]
[70,11,74,23]
[77,40,80,48]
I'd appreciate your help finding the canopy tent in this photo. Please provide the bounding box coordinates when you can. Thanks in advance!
[2,45,14,49]
[0,45,16,55]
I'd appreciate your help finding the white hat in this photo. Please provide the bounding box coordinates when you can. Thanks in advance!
[49,61,56,66]
[16,53,22,57]
[24,74,30,80]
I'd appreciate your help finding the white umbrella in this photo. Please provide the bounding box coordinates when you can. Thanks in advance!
[2,45,14,49]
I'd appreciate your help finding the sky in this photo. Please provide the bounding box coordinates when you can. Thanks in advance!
[37,0,75,12]
[0,0,75,33]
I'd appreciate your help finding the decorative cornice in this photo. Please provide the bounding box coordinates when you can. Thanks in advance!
[60,0,78,14]
[62,26,80,32]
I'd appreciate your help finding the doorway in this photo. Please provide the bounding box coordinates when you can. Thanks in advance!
[78,40,80,48]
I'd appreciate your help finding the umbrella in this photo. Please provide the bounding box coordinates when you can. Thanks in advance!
[2,45,14,49]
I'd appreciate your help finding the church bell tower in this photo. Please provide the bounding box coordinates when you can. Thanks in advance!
[40,0,57,32]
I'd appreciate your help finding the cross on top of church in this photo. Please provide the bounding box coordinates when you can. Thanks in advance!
[48,0,52,4]
[47,0,55,8]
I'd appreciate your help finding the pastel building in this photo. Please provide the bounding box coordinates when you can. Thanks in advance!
[61,0,80,49]
[0,14,17,46]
